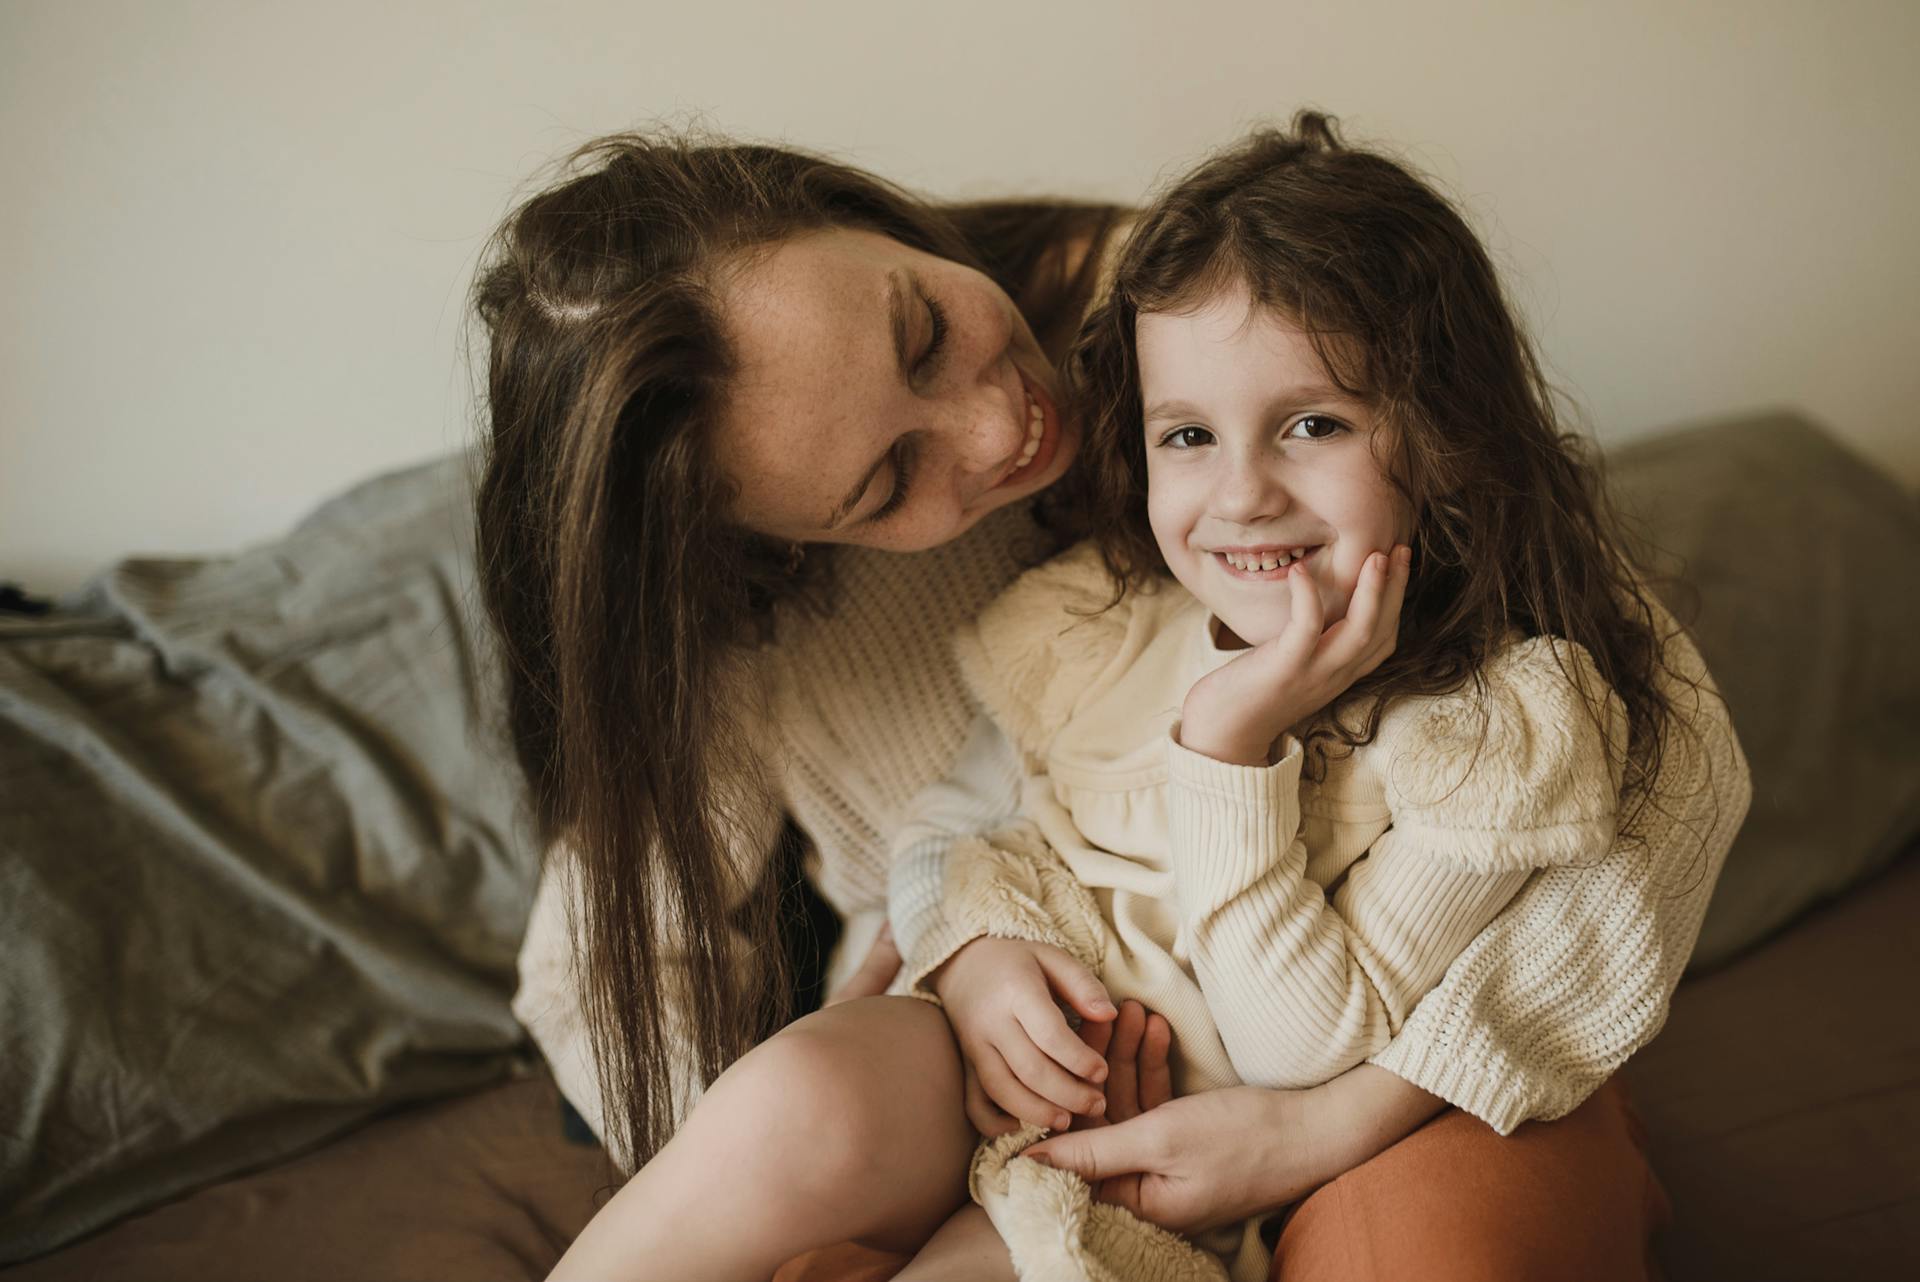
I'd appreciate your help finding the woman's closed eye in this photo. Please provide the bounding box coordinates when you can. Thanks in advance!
[867,436,917,523]
[915,293,949,379]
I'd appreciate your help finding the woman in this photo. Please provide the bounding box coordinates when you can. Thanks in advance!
[477,129,1746,1281]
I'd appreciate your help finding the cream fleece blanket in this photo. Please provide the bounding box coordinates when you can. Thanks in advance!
[969,1125,1229,1282]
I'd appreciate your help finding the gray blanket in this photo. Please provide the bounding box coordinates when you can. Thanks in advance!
[1,456,539,1261]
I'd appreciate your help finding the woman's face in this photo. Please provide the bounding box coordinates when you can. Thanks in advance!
[711,228,1078,552]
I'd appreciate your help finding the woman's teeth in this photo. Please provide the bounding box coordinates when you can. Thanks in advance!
[1221,548,1312,571]
[1016,389,1044,468]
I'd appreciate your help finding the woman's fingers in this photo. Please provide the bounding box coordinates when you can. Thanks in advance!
[1025,1108,1164,1187]
[1102,1001,1147,1124]
[1076,1011,1115,1061]
[1137,1013,1174,1113]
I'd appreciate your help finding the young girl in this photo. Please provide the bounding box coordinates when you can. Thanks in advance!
[547,115,1724,1282]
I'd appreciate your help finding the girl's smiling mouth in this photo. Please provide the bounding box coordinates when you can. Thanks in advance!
[1213,545,1321,579]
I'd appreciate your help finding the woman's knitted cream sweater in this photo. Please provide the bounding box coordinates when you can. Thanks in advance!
[512,502,1750,1166]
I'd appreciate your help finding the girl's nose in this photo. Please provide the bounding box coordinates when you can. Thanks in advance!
[1213,453,1291,522]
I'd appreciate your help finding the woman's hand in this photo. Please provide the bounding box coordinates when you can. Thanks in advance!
[1058,1000,1172,1209]
[931,936,1116,1136]
[1029,1053,1448,1234]
[824,922,901,1006]
[1180,545,1411,766]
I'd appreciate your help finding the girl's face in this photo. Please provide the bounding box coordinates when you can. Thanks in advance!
[1137,282,1413,648]
[710,228,1078,552]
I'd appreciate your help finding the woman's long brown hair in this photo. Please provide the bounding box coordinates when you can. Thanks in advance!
[1069,113,1690,832]
[471,129,1122,1172]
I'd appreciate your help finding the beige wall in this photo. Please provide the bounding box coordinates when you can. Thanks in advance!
[4,0,1916,592]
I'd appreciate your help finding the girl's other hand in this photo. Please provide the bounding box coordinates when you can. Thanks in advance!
[1180,544,1411,766]
[930,937,1116,1136]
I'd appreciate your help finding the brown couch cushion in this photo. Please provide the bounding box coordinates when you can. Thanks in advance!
[0,1075,603,1282]
[1626,846,1920,1282]
[1605,413,1920,968]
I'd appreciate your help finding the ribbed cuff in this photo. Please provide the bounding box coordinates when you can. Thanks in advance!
[1165,728,1304,890]
[1368,1028,1575,1137]
[897,915,993,1004]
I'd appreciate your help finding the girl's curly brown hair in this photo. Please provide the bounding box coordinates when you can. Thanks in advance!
[1068,111,1686,828]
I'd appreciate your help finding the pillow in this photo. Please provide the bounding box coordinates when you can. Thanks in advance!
[0,455,538,1262]
[1604,411,1920,969]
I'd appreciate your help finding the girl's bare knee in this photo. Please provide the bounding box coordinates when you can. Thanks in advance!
[702,1000,951,1187]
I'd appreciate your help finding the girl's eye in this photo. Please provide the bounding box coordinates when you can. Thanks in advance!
[1159,425,1215,449]
[915,294,949,378]
[1287,414,1346,441]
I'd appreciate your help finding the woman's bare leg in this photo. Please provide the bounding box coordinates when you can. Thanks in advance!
[548,996,978,1282]
[891,1205,1019,1282]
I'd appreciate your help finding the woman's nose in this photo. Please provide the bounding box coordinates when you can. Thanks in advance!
[941,383,1025,476]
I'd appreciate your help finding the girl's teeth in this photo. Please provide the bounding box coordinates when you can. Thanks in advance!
[1223,549,1308,571]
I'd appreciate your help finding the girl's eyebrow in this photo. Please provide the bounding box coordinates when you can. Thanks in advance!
[1143,383,1358,425]
[1142,397,1207,425]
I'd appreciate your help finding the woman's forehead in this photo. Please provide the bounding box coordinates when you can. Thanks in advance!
[723,230,901,386]
[712,229,910,533]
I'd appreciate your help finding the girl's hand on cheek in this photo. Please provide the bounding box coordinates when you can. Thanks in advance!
[1179,544,1411,766]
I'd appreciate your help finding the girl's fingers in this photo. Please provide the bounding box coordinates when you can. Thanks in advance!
[1018,999,1110,1086]
[1335,551,1388,662]
[1289,559,1324,644]
[1365,545,1412,667]
[1383,544,1412,628]
[1002,1023,1107,1117]
[964,1065,1020,1138]
[1033,947,1118,1028]
[978,1044,1071,1131]
[1262,562,1322,676]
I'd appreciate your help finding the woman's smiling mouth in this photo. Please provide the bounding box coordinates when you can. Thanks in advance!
[989,374,1060,492]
